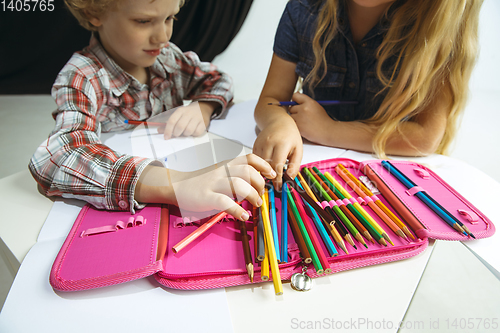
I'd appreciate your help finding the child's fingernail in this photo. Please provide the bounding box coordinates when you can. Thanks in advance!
[241,211,249,221]
[271,170,277,177]
[257,198,263,207]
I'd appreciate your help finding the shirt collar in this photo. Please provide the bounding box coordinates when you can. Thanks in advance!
[150,43,181,80]
[88,35,137,96]
[88,35,180,95]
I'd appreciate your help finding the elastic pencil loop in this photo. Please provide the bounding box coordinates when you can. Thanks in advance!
[413,168,430,179]
[457,209,480,224]
[335,199,344,206]
[360,196,373,205]
[342,199,351,206]
[127,217,135,228]
[134,215,145,226]
[321,201,330,209]
[355,197,366,205]
[328,200,338,207]
[405,186,426,196]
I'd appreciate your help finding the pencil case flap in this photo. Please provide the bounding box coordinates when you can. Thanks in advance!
[360,160,495,241]
[156,202,302,289]
[50,204,169,291]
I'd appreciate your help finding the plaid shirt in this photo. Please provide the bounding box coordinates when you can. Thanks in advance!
[29,35,233,213]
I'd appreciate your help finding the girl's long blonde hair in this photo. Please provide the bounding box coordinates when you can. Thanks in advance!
[306,0,483,157]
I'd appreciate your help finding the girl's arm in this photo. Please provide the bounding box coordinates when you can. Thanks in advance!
[289,83,452,157]
[254,54,303,187]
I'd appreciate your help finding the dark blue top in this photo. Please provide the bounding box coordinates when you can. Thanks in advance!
[273,0,399,121]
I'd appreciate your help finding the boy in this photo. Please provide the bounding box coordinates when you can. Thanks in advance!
[29,0,275,221]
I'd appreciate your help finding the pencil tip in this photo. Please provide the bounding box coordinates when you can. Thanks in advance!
[364,244,368,249]
[353,245,357,250]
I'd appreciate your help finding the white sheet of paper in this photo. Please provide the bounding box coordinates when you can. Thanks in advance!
[0,200,234,333]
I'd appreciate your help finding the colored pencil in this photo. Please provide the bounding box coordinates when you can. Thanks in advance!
[267,182,281,262]
[303,167,357,249]
[252,206,259,261]
[238,220,254,282]
[306,173,352,252]
[287,188,324,274]
[287,205,313,263]
[290,185,332,273]
[261,235,269,281]
[311,167,367,248]
[256,206,265,262]
[381,161,470,237]
[280,182,289,263]
[337,163,414,240]
[260,192,283,295]
[172,211,227,253]
[334,166,389,246]
[323,171,375,244]
[124,119,165,126]
[295,177,338,257]
[297,172,347,254]
[282,173,336,225]
[268,100,358,106]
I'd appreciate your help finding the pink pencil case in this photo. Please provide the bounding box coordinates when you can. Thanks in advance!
[50,158,495,291]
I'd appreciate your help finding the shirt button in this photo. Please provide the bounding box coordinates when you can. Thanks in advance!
[349,82,356,89]
[118,200,128,209]
[361,42,367,47]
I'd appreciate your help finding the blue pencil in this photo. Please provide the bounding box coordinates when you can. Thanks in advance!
[280,182,289,263]
[267,182,281,262]
[268,100,357,106]
[381,161,468,237]
[295,177,338,257]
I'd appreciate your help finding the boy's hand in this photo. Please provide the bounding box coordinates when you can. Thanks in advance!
[157,101,218,139]
[137,154,276,221]
[253,115,303,189]
[171,154,276,221]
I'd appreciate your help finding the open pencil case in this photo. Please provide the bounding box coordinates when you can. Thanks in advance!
[49,158,495,292]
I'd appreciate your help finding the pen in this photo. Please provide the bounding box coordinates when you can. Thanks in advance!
[268,100,358,106]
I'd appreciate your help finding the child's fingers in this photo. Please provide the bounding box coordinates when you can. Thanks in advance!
[285,145,303,181]
[218,196,251,221]
[230,154,277,180]
[224,164,267,196]
[178,117,199,137]
[229,177,263,209]
[192,121,207,137]
[163,110,183,140]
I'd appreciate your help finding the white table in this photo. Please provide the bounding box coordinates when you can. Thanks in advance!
[1,100,499,333]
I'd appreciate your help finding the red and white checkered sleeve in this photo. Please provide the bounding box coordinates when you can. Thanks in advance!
[28,70,155,212]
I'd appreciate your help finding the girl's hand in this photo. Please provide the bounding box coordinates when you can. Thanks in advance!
[156,101,217,139]
[171,154,276,221]
[253,115,303,189]
[289,93,332,143]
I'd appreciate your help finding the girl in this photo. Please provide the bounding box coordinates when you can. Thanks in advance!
[254,0,483,186]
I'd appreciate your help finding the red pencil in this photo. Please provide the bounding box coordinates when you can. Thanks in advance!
[124,119,165,126]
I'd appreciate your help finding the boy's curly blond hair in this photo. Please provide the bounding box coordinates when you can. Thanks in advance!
[64,0,184,31]
[64,0,121,31]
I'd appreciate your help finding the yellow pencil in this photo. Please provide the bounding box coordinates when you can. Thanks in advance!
[260,233,269,281]
[260,190,283,295]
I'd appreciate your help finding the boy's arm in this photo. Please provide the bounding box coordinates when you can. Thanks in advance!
[29,72,157,213]
[169,44,233,119]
